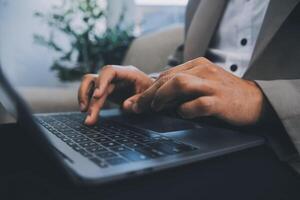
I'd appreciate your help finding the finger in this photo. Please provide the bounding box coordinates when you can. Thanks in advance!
[177,96,217,119]
[122,93,142,112]
[151,74,214,111]
[159,57,208,78]
[134,75,172,113]
[93,65,117,99]
[84,84,115,125]
[78,74,97,112]
[93,65,144,98]
[182,62,220,80]
[159,60,194,78]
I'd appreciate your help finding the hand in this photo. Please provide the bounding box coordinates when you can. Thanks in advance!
[132,57,264,126]
[78,65,154,125]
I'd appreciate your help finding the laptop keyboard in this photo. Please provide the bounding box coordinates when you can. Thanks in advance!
[36,113,198,168]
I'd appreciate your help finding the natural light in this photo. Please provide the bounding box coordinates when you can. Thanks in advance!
[135,0,188,6]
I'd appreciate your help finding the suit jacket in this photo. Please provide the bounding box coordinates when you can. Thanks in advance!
[179,0,300,172]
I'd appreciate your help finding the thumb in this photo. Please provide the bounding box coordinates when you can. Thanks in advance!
[122,93,143,113]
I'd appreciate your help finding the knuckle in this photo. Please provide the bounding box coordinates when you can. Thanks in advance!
[82,73,93,81]
[173,74,189,89]
[126,65,138,71]
[190,58,200,66]
[101,65,113,72]
[192,57,206,65]
[199,57,210,63]
[198,63,218,74]
[201,64,211,72]
[207,64,218,73]
[198,99,215,114]
[208,65,219,73]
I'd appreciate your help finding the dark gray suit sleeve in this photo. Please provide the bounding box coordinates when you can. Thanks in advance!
[256,79,300,157]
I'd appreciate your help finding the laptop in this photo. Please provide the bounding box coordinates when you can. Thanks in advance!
[0,63,265,185]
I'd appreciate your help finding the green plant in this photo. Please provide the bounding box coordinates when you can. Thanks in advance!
[34,0,134,82]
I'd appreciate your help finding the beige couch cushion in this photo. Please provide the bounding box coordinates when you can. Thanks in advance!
[17,85,80,113]
[122,25,184,73]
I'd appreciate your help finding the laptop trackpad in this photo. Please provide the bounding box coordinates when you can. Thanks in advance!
[111,114,201,133]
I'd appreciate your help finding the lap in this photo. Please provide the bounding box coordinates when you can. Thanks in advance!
[0,124,299,200]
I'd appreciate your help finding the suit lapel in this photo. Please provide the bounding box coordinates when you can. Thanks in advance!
[247,0,300,70]
[184,0,227,62]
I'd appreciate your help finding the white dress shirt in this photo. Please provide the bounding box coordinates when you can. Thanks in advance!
[206,0,270,77]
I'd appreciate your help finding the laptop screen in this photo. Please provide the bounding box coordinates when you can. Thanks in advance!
[0,66,18,123]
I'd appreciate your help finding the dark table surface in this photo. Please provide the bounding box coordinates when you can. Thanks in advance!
[0,123,299,200]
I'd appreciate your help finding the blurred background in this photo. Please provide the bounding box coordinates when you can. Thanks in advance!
[0,0,186,114]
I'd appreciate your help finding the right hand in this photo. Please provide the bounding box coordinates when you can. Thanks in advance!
[78,65,154,125]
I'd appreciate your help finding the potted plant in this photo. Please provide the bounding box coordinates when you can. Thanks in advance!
[34,0,134,82]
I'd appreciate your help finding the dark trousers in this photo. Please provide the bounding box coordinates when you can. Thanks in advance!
[0,123,299,200]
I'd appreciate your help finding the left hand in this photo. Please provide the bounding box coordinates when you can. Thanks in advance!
[129,57,265,126]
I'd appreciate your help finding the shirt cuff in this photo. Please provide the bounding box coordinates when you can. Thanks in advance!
[148,72,161,80]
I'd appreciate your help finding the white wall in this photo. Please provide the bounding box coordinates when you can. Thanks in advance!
[106,0,136,29]
[0,0,65,87]
[0,0,136,87]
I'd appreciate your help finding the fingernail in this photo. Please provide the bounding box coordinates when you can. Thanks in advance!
[80,102,85,111]
[84,114,91,125]
[132,103,141,113]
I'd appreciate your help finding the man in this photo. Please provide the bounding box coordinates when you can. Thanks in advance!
[78,0,300,171]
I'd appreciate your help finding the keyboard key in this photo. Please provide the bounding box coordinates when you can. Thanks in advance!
[115,138,133,144]
[83,130,97,135]
[110,146,130,152]
[89,158,108,168]
[66,140,77,147]
[61,137,71,142]
[102,141,120,148]
[74,137,89,143]
[94,137,111,143]
[109,134,125,140]
[68,134,85,139]
[96,151,118,159]
[122,131,135,136]
[62,130,78,136]
[85,133,102,139]
[106,158,128,166]
[125,142,145,149]
[77,149,92,157]
[72,145,82,152]
[80,142,98,148]
[53,132,64,138]
[131,135,145,140]
[100,129,118,136]
[86,146,106,153]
